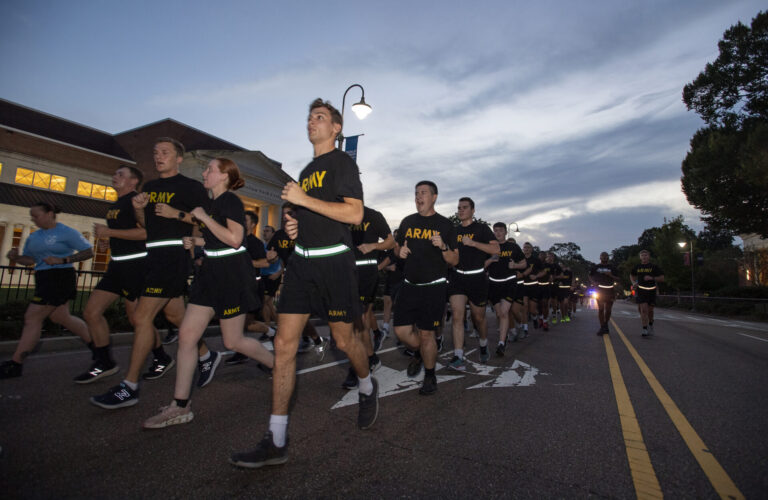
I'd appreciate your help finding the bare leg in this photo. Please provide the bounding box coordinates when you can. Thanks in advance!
[494,300,511,343]
[126,296,170,383]
[470,303,488,340]
[12,303,55,363]
[450,295,468,354]
[222,316,274,368]
[49,304,90,343]
[174,304,215,400]
[271,313,308,415]
[83,289,119,348]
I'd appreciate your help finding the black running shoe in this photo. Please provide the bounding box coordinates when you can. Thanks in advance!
[496,343,506,357]
[0,360,22,379]
[225,352,248,365]
[435,335,444,353]
[74,360,119,384]
[358,378,379,430]
[407,356,423,377]
[373,330,384,352]
[142,357,175,380]
[162,330,178,345]
[419,372,437,396]
[341,366,358,390]
[90,382,139,409]
[197,351,221,388]
[596,327,605,336]
[229,431,289,469]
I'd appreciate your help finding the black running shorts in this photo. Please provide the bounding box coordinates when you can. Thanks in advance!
[31,268,76,306]
[523,282,540,302]
[636,288,657,305]
[95,258,146,301]
[447,271,488,307]
[142,247,190,299]
[393,281,447,331]
[262,274,281,297]
[596,287,616,303]
[278,251,360,323]
[356,265,379,305]
[488,278,514,306]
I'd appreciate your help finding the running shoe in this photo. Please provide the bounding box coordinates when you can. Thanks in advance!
[197,351,221,388]
[225,352,248,365]
[435,335,444,353]
[341,367,358,390]
[74,360,119,384]
[373,330,384,352]
[143,401,194,429]
[468,329,479,338]
[551,317,559,324]
[419,372,437,396]
[642,328,649,337]
[564,316,571,323]
[532,318,539,329]
[496,342,506,357]
[90,382,139,409]
[510,327,520,342]
[479,346,490,363]
[314,337,330,361]
[542,320,549,332]
[229,431,289,469]
[358,378,379,430]
[162,329,178,345]
[519,328,529,339]
[407,356,422,377]
[297,337,313,353]
[648,324,655,336]
[369,356,382,373]
[596,327,605,336]
[142,357,175,380]
[448,356,466,371]
[0,360,22,379]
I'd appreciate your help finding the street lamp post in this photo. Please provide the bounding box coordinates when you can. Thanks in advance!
[508,223,521,238]
[678,240,696,311]
[336,84,372,150]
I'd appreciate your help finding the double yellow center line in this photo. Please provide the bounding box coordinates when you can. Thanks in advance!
[604,319,744,500]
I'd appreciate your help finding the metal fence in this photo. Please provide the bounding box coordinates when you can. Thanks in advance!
[0,265,105,314]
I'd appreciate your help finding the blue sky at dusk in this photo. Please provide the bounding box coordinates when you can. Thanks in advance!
[1,0,763,260]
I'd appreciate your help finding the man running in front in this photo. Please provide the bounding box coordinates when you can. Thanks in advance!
[230,98,376,469]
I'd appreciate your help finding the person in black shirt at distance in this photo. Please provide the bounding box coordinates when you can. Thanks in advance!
[143,158,274,428]
[379,229,404,337]
[554,262,574,323]
[230,98,376,469]
[520,242,542,337]
[590,252,620,335]
[630,249,665,337]
[534,251,553,331]
[484,223,527,356]
[394,181,458,394]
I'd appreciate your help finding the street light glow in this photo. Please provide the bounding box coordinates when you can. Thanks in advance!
[678,241,687,248]
[351,97,372,119]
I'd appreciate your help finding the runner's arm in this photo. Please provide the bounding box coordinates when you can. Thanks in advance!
[282,181,363,224]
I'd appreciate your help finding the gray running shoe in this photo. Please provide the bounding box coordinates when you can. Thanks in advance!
[358,378,379,430]
[143,401,194,429]
[229,431,289,469]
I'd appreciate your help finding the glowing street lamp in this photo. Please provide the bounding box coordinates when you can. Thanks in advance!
[678,240,696,311]
[337,84,372,150]
[509,223,521,238]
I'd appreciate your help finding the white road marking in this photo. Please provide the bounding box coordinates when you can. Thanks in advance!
[466,360,540,390]
[737,333,768,343]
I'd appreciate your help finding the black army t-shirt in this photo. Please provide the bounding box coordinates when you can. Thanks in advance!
[350,206,391,260]
[105,191,145,256]
[396,213,457,284]
[455,221,495,271]
[142,173,209,241]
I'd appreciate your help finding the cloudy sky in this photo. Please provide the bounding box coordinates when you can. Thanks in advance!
[1,0,763,260]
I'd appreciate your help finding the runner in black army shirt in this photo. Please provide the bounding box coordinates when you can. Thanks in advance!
[92,138,216,409]
[394,181,458,395]
[630,250,664,337]
[555,263,574,323]
[76,166,148,384]
[520,242,543,336]
[534,251,554,331]
[485,223,526,356]
[590,252,620,335]
[448,197,499,370]
[340,206,394,389]
[231,98,377,470]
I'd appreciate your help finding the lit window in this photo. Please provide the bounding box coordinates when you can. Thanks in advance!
[91,184,106,199]
[77,181,93,197]
[0,162,3,176]
[33,171,51,189]
[105,187,118,201]
[50,175,67,192]
[15,168,34,185]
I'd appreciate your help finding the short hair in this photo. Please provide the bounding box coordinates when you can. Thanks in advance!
[154,137,185,157]
[281,202,295,212]
[120,165,144,188]
[639,249,650,256]
[493,222,506,230]
[507,237,517,244]
[244,210,258,225]
[214,158,245,191]
[264,225,275,232]
[600,251,609,257]
[523,242,533,248]
[459,197,475,209]
[310,98,343,130]
[415,180,438,195]
[31,201,59,214]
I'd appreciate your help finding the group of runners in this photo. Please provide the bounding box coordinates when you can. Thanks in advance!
[0,97,667,469]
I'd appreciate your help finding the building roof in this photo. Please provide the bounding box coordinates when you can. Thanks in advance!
[0,182,111,219]
[0,98,133,161]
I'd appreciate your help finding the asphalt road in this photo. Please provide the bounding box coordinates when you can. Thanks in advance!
[1,301,766,499]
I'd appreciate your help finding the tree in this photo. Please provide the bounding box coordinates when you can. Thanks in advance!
[681,11,768,237]
[549,242,584,261]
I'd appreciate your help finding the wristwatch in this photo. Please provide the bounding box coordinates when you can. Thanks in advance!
[177,211,185,220]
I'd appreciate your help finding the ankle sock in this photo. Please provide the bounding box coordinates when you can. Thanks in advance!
[358,374,373,396]
[269,414,289,447]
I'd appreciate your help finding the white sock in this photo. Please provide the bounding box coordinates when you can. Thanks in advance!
[454,349,464,358]
[123,379,138,391]
[479,338,488,347]
[523,324,528,331]
[358,374,373,396]
[267,327,275,336]
[269,414,289,447]
[199,351,211,362]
